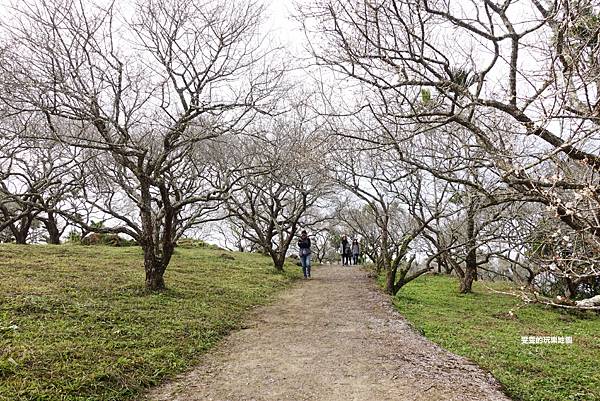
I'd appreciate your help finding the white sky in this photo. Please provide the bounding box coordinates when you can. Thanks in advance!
[264,0,314,63]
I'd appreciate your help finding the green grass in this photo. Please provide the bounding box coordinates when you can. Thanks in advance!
[0,244,300,401]
[392,274,600,401]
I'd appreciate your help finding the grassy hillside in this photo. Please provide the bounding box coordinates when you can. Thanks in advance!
[0,244,300,401]
[393,274,600,401]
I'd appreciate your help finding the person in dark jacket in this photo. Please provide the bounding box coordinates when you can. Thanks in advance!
[298,230,312,279]
[340,235,349,265]
[344,241,352,265]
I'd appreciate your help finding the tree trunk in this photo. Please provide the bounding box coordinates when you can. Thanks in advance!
[141,240,174,291]
[268,249,286,271]
[384,268,396,295]
[382,249,395,295]
[442,253,454,274]
[564,278,578,299]
[391,276,405,295]
[380,223,396,294]
[13,220,32,244]
[44,214,61,244]
[9,218,30,244]
[139,178,168,291]
[145,266,166,290]
[13,231,27,244]
[459,263,477,293]
[460,203,477,294]
[143,244,167,291]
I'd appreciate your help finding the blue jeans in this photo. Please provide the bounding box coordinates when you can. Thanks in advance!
[300,254,311,277]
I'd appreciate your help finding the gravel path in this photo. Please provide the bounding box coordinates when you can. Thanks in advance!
[145,264,511,401]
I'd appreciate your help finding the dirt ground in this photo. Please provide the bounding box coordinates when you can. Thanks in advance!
[144,265,511,401]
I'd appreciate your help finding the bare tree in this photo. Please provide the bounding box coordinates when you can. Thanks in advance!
[223,112,331,270]
[0,0,281,289]
[330,140,453,295]
[212,220,254,252]
[0,117,80,244]
[302,0,600,302]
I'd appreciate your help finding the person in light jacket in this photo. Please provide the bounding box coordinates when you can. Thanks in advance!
[351,238,360,265]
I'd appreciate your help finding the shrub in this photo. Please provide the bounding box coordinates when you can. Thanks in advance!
[81,233,136,247]
[176,238,223,250]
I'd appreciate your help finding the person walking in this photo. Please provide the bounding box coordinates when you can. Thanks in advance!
[298,230,312,279]
[340,235,350,265]
[351,238,360,265]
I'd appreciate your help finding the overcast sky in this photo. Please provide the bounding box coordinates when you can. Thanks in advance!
[265,0,310,55]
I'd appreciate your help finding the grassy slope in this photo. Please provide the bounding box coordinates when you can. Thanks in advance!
[392,275,600,401]
[0,244,300,401]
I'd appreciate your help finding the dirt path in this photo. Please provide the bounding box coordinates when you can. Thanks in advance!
[145,265,511,401]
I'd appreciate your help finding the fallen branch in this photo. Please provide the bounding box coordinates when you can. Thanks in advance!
[482,285,600,311]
